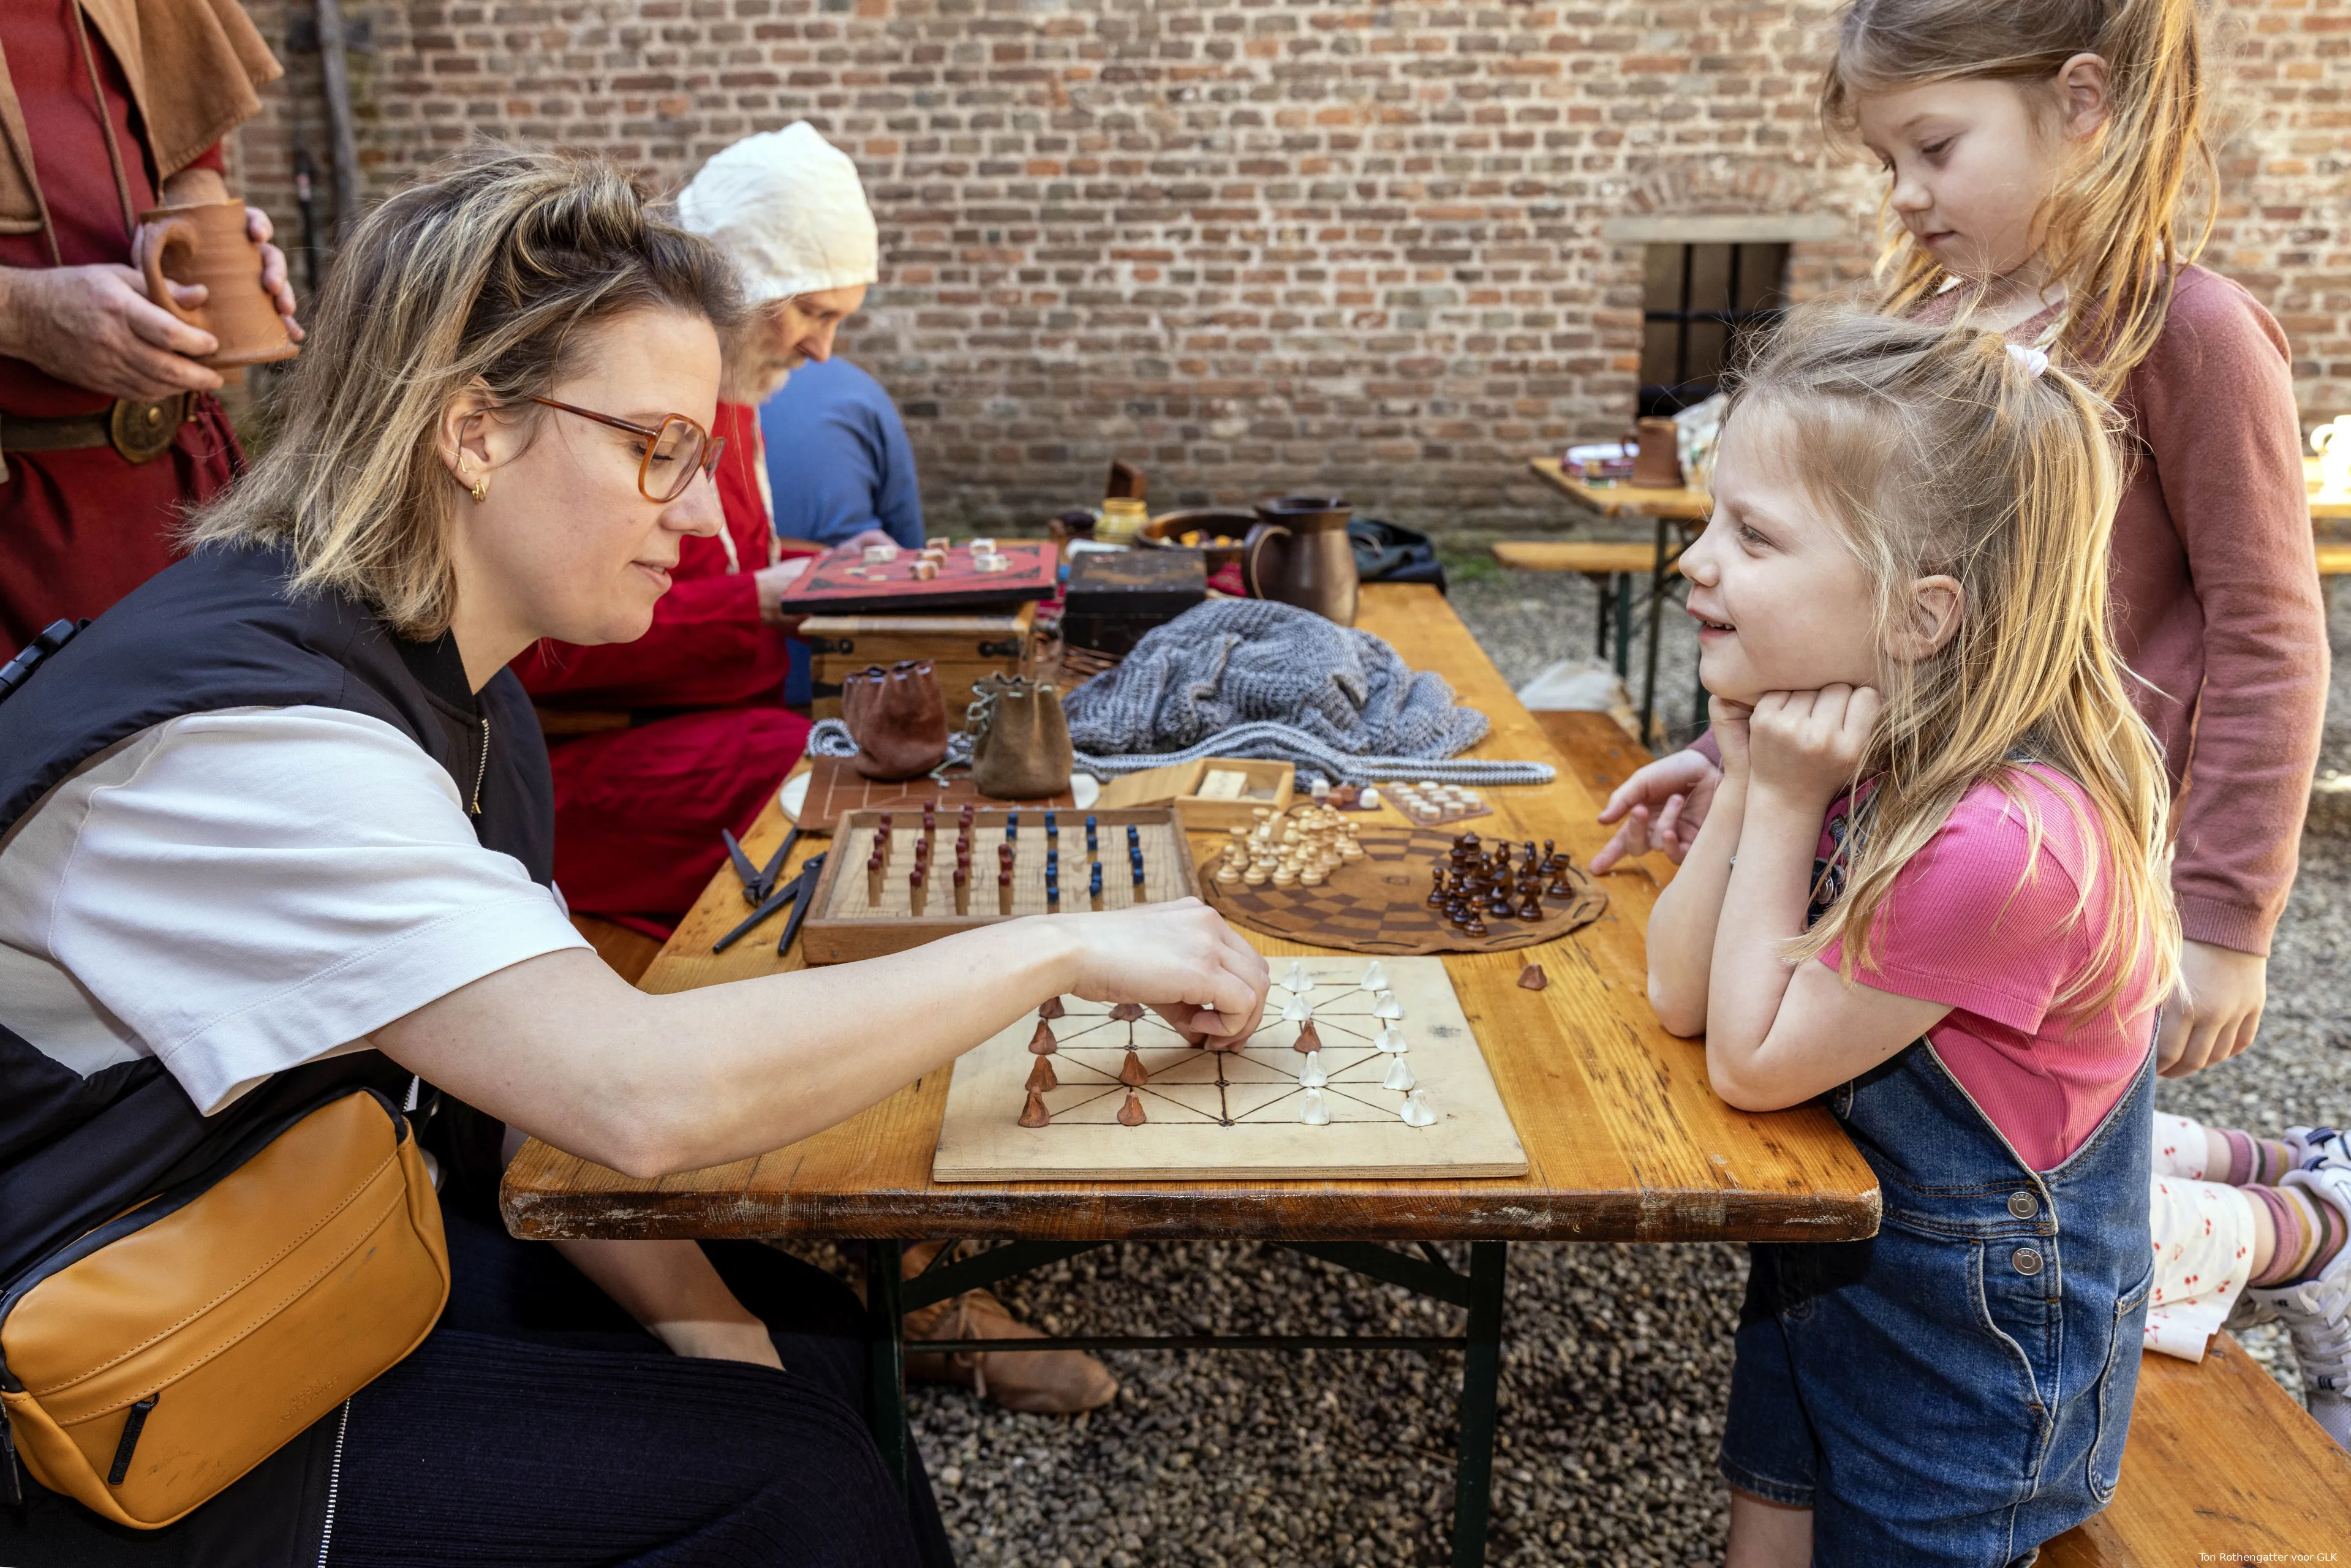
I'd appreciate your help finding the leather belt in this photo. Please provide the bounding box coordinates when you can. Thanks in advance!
[0,394,191,464]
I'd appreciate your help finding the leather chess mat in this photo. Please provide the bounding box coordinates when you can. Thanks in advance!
[1201,824,1607,956]
[791,755,1079,832]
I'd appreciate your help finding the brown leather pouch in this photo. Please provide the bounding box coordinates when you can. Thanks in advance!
[0,1090,448,1529]
[842,660,949,780]
[968,676,1074,800]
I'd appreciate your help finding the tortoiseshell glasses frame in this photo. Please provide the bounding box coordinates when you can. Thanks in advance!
[529,396,726,503]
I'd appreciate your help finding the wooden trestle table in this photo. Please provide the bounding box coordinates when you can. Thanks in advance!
[502,582,1880,1566]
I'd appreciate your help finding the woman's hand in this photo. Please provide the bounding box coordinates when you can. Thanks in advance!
[1745,686,1879,809]
[1059,898,1271,1044]
[1591,747,1724,872]
[2157,940,2268,1078]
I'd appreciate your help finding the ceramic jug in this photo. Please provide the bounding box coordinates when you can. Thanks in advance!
[137,201,298,369]
[1241,495,1359,626]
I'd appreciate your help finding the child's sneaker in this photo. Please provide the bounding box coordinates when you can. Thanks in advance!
[2246,1164,2351,1450]
[2287,1126,2351,1171]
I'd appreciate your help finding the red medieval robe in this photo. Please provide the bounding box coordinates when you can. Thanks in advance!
[515,402,815,937]
[0,2,243,654]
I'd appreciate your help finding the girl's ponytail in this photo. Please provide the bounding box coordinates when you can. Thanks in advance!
[1822,0,2215,393]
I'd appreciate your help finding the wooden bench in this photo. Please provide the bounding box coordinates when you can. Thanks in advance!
[1531,709,2351,1564]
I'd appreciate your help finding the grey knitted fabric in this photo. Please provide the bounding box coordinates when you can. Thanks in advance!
[1063,600,1486,758]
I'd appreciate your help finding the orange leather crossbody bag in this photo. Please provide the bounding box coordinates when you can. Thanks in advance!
[0,1088,449,1529]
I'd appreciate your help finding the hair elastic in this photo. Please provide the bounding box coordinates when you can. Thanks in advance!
[2006,342,2050,379]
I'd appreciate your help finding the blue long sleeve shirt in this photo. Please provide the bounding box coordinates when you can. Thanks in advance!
[758,357,926,550]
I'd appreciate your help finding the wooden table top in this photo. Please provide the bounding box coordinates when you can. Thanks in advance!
[502,584,1879,1245]
[1528,457,1712,521]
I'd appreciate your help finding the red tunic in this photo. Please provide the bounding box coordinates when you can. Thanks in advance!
[515,401,815,935]
[0,1,238,653]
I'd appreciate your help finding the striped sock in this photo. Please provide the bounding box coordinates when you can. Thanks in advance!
[2221,1128,2301,1186]
[2294,1183,2349,1286]
[2249,1185,2332,1288]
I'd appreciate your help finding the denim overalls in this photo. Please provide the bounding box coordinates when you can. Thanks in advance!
[1721,1034,2156,1565]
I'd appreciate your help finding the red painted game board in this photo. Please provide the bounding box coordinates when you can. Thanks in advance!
[778,540,1059,616]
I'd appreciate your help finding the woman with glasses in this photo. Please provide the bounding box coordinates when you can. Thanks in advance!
[0,148,1269,1566]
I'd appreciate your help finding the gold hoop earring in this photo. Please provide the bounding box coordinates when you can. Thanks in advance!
[470,477,489,504]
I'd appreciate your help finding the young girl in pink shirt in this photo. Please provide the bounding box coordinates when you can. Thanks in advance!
[1646,304,2179,1564]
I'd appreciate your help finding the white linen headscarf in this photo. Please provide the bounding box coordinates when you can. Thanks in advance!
[677,123,878,304]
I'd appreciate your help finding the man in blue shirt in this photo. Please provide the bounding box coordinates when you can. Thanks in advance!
[758,356,925,550]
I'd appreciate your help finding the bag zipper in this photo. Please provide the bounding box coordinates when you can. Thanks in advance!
[315,1398,350,1567]
[469,715,489,816]
[3,1415,23,1511]
[105,1392,157,1485]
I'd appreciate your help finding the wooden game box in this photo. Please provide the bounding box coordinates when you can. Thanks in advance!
[799,807,1203,964]
[802,603,1036,731]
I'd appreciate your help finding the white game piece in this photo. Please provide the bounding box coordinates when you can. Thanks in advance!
[967,537,997,553]
[1373,1025,1408,1054]
[862,543,899,564]
[1280,960,1315,994]
[1399,1089,1438,1128]
[1281,992,1313,1024]
[1372,990,1403,1020]
[1297,1088,1331,1126]
[1297,1051,1329,1088]
[1383,1057,1417,1091]
[1357,959,1389,992]
[1360,786,1381,809]
[972,552,1008,573]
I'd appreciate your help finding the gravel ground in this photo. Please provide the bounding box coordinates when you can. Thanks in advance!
[798,562,2349,1566]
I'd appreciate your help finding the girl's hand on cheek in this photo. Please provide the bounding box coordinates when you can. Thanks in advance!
[1708,695,1756,777]
[1746,685,1880,807]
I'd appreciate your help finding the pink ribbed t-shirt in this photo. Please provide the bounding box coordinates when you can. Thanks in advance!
[1818,769,2162,1172]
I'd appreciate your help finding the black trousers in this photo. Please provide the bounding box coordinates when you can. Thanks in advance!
[4,1215,954,1567]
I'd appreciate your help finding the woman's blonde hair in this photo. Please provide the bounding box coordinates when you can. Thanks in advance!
[189,147,744,636]
[1733,303,2179,1016]
[1820,0,2213,393]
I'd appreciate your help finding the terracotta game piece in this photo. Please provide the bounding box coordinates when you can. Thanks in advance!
[1028,1019,1058,1055]
[1119,1050,1150,1087]
[1517,962,1548,990]
[1292,1019,1323,1055]
[1024,1055,1059,1092]
[1117,1090,1147,1127]
[1039,996,1066,1019]
[1109,1001,1147,1023]
[1018,1091,1051,1128]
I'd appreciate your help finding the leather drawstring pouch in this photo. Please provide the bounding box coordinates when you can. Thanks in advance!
[967,676,1074,799]
[0,1088,448,1529]
[842,660,949,780]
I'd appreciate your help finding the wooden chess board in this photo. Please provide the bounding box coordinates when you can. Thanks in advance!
[933,957,1528,1182]
[779,540,1057,616]
[1200,824,1607,956]
[790,756,1079,832]
[799,807,1200,963]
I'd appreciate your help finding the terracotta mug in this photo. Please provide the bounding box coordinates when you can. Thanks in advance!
[137,201,298,369]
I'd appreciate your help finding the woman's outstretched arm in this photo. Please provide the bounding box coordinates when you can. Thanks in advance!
[372,899,1269,1178]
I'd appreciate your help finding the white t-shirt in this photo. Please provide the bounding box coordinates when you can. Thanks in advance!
[0,705,588,1115]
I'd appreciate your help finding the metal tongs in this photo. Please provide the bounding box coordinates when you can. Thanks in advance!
[712,839,826,956]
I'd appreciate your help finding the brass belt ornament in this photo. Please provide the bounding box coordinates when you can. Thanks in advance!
[108,397,183,464]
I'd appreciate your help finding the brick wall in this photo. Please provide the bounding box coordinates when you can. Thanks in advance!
[235,0,2348,533]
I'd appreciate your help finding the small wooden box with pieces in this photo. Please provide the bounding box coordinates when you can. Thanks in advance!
[798,805,1202,964]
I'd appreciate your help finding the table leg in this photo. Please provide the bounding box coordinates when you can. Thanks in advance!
[1452,1241,1508,1567]
[1612,571,1632,680]
[862,1239,909,1493]
[1640,519,1669,746]
[1594,573,1612,662]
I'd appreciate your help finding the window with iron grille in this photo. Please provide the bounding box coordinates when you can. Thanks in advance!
[1639,242,1790,418]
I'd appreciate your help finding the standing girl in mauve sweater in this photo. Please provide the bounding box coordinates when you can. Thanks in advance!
[1648,306,2176,1566]
[1598,0,2327,1085]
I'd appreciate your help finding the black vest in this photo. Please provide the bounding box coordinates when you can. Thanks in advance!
[0,544,553,1284]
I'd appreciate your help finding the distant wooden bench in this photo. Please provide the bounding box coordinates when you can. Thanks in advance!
[1492,540,1663,575]
[1532,708,2351,1565]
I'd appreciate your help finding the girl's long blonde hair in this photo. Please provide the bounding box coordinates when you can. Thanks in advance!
[1819,0,2213,394]
[1737,304,2179,1016]
[188,148,744,637]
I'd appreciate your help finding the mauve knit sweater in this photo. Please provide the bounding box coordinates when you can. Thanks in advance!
[1697,266,2326,956]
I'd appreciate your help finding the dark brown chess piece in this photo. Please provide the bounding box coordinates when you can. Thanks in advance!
[1547,869,1574,897]
[1516,889,1543,920]
[1427,866,1449,907]
[1120,1049,1150,1086]
[1292,1020,1323,1054]
[1117,1090,1147,1126]
[1025,1056,1059,1091]
[1028,1020,1057,1055]
[1019,1091,1051,1127]
[1485,887,1515,921]
[1517,962,1548,991]
[1039,996,1066,1019]
[1463,913,1489,937]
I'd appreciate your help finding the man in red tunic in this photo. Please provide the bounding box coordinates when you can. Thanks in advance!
[0,0,300,654]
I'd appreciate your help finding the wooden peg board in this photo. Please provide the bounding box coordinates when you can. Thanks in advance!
[933,957,1528,1182]
[798,807,1201,964]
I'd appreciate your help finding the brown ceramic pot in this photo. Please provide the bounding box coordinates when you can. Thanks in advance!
[137,201,298,369]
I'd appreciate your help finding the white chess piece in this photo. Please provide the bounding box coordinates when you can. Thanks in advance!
[1383,1057,1416,1092]
[1297,1088,1331,1126]
[1373,1026,1408,1055]
[1281,992,1313,1024]
[1298,1051,1329,1088]
[1372,990,1403,1020]
[1281,960,1315,994]
[1399,1089,1437,1128]
[1357,959,1389,992]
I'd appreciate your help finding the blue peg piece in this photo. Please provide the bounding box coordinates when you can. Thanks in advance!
[1090,862,1104,894]
[1085,814,1097,832]
[1045,811,1059,835]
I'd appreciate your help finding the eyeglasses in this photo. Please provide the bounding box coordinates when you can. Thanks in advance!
[529,397,726,503]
